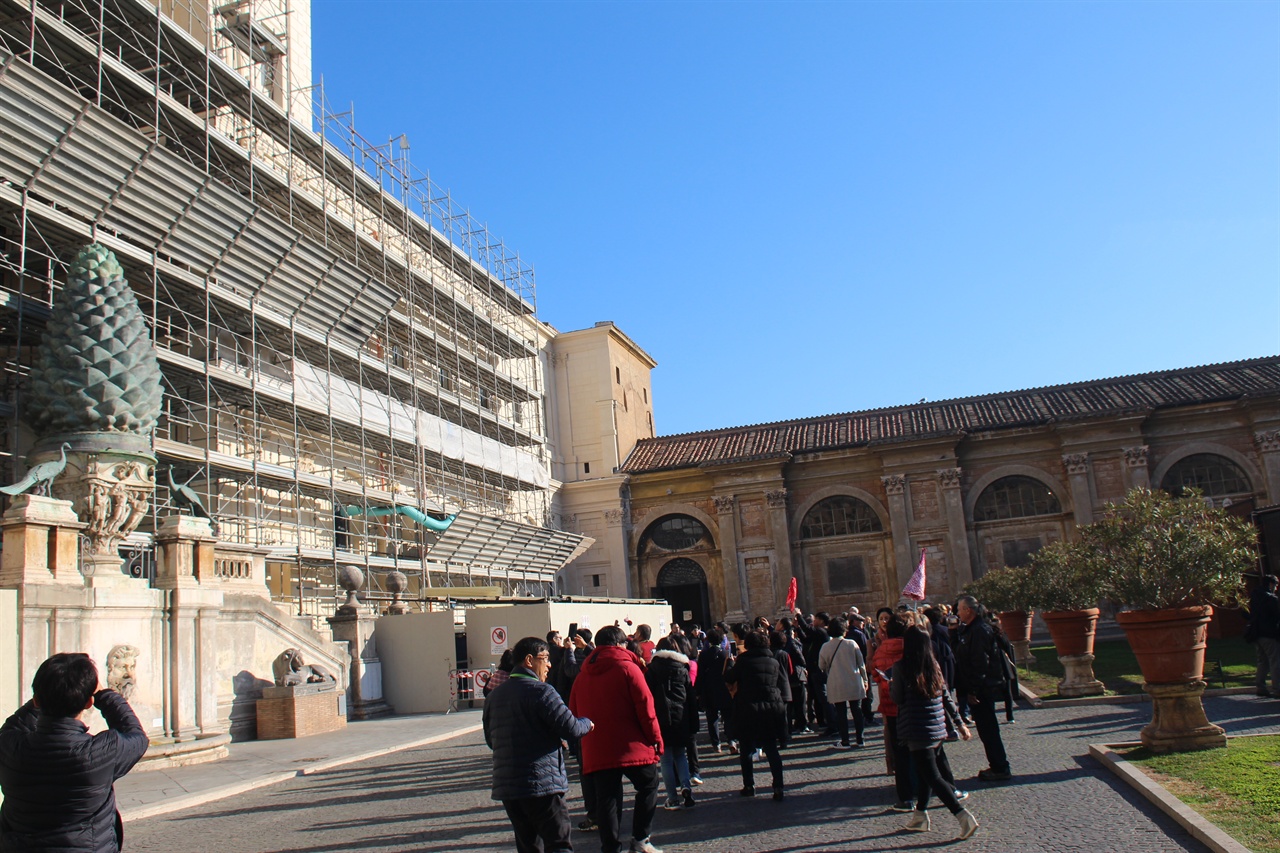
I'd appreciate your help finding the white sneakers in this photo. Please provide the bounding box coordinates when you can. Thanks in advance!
[630,837,663,853]
[902,807,980,840]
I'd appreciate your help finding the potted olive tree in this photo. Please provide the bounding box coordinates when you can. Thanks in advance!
[965,565,1036,666]
[1075,487,1254,752]
[1024,540,1106,697]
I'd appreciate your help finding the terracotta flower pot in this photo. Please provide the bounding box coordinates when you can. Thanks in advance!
[997,611,1034,645]
[1042,608,1100,658]
[1116,605,1213,685]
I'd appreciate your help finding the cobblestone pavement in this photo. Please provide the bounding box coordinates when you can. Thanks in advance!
[128,694,1277,853]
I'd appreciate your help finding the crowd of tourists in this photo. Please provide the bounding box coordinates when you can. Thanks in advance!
[482,594,1022,853]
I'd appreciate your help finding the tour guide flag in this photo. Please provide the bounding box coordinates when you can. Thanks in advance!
[902,548,927,601]
[785,577,798,612]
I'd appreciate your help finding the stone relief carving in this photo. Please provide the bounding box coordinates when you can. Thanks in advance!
[764,489,788,508]
[271,648,337,690]
[78,458,155,555]
[1062,453,1090,475]
[603,508,624,526]
[936,467,962,489]
[713,495,736,514]
[106,644,139,700]
[881,474,906,496]
[1123,445,1150,468]
[1255,431,1280,454]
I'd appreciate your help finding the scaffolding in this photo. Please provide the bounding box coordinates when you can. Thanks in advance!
[0,0,570,616]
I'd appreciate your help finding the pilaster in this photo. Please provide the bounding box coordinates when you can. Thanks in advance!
[881,475,914,588]
[1255,431,1280,504]
[1062,453,1094,526]
[937,468,973,590]
[1123,445,1150,492]
[765,488,793,618]
[714,494,745,623]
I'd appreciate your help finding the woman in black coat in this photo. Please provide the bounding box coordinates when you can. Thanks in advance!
[695,628,734,752]
[645,637,700,809]
[724,630,789,800]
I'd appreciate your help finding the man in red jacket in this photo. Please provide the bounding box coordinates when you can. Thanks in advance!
[569,625,664,853]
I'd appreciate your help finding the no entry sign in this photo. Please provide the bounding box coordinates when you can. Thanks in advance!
[490,626,508,656]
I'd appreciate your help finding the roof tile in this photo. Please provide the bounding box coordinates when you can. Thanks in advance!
[620,356,1280,474]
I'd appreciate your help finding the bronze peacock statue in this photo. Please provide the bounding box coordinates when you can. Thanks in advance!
[0,442,71,496]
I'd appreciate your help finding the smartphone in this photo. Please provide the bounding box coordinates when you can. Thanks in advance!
[568,622,578,637]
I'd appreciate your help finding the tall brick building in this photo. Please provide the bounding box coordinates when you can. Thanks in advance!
[614,357,1280,626]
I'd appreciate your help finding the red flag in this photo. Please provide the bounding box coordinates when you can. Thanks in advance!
[902,548,927,601]
[785,577,798,612]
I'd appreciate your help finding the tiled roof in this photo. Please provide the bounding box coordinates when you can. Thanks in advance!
[620,356,1280,474]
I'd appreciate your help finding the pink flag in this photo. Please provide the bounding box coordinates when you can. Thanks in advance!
[902,548,927,601]
[785,577,798,612]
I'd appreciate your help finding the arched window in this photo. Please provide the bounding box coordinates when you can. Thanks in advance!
[657,558,706,586]
[644,515,711,551]
[800,496,883,539]
[1161,454,1252,498]
[974,476,1062,522]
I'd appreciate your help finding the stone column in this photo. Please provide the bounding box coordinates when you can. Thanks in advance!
[765,488,794,618]
[327,612,392,719]
[937,468,973,591]
[1122,445,1150,492]
[714,495,745,624]
[1062,453,1093,526]
[0,495,84,586]
[153,515,223,741]
[1255,431,1280,504]
[881,475,914,588]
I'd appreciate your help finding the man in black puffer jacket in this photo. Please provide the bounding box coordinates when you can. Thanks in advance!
[484,636,593,852]
[0,652,149,853]
[955,596,1012,783]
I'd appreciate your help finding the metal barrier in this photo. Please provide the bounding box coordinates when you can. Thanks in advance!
[448,667,494,713]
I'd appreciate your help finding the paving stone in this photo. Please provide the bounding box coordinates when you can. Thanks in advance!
[126,695,1277,853]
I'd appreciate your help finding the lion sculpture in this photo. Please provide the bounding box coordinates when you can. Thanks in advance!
[271,648,336,690]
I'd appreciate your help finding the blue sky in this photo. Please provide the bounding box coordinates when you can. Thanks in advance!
[312,1,1279,437]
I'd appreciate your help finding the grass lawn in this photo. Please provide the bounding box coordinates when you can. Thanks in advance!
[1118,735,1280,853]
[1017,636,1256,700]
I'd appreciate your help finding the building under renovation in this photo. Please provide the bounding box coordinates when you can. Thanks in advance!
[0,0,593,616]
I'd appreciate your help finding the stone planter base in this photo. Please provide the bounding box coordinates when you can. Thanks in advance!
[1140,680,1226,753]
[1056,653,1104,697]
[1011,639,1035,667]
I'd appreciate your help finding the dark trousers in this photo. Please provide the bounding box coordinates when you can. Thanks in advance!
[705,706,726,748]
[502,793,573,853]
[808,670,828,727]
[581,770,597,822]
[685,733,700,778]
[831,701,865,745]
[884,716,914,803]
[789,681,807,730]
[590,762,660,853]
[909,746,962,815]
[971,689,1010,773]
[738,734,783,790]
[936,741,955,786]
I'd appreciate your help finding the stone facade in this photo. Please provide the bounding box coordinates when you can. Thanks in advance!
[546,322,657,598]
[618,358,1280,622]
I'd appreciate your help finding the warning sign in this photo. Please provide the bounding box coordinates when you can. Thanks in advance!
[490,626,508,656]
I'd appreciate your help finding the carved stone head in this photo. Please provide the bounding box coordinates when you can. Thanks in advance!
[106,644,140,699]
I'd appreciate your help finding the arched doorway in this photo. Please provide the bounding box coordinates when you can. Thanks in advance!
[654,558,710,630]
